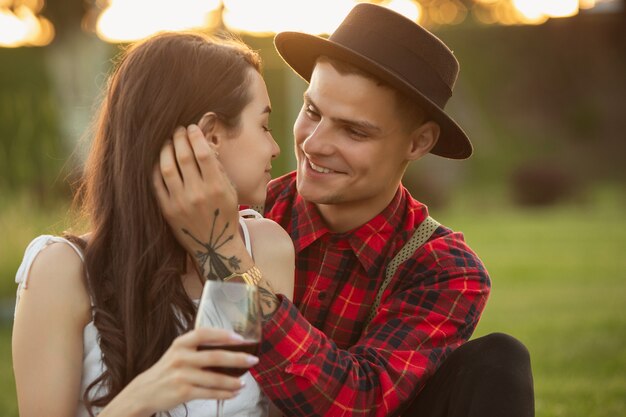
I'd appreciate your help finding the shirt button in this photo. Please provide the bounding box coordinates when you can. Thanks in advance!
[318,292,327,300]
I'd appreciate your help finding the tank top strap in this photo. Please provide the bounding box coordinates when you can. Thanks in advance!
[238,209,262,258]
[15,235,86,289]
[14,235,90,318]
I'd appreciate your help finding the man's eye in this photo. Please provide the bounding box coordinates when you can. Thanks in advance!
[263,126,273,132]
[347,128,367,138]
[305,105,320,119]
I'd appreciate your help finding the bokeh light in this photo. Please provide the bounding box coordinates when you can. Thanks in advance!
[222,0,356,35]
[0,1,622,47]
[95,0,222,43]
[385,0,422,22]
[513,0,578,20]
[0,2,53,47]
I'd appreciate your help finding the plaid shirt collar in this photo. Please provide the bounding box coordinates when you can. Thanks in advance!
[291,186,407,273]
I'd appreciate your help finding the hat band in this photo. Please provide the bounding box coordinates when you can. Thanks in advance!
[330,25,452,109]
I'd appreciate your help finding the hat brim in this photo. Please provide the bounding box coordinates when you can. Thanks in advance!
[274,31,473,159]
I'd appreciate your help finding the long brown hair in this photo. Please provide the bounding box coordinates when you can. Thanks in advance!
[69,31,261,412]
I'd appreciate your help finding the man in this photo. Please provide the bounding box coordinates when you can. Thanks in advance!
[160,3,534,416]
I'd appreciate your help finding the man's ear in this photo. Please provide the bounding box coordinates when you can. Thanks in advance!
[197,112,225,147]
[406,121,440,161]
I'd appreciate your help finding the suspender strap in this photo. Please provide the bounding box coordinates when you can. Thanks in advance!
[364,216,441,327]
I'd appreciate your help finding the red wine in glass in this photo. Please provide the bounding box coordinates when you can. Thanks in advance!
[198,341,260,376]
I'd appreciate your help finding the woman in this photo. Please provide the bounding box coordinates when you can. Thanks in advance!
[12,32,294,417]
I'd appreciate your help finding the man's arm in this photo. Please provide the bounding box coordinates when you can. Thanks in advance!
[252,233,490,417]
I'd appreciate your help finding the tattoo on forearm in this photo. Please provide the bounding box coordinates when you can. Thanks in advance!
[258,285,279,322]
[182,209,242,280]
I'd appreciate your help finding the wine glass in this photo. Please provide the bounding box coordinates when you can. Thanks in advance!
[195,279,262,417]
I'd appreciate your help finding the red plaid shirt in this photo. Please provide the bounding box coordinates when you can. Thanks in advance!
[252,172,490,416]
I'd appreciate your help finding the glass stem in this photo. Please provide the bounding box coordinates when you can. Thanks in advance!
[216,399,224,417]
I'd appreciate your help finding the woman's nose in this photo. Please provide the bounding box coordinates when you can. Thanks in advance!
[270,136,280,159]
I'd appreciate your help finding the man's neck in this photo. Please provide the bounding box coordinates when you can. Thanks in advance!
[315,190,399,234]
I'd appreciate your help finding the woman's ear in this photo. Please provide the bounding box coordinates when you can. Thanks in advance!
[406,121,440,161]
[197,112,223,147]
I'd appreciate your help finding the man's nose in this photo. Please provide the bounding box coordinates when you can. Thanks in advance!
[302,121,334,156]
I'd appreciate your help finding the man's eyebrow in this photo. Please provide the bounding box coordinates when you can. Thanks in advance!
[261,105,271,114]
[303,93,382,134]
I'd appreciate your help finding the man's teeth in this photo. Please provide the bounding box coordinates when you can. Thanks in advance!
[310,161,334,174]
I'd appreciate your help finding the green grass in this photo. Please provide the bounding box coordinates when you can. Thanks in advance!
[439,187,626,417]
[0,187,624,416]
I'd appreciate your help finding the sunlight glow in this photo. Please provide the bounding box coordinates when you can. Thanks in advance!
[222,0,355,35]
[0,5,53,47]
[429,0,468,25]
[89,0,626,42]
[1,0,622,48]
[544,0,579,17]
[386,0,422,22]
[512,0,579,21]
[96,0,221,43]
[0,9,28,47]
[579,0,596,8]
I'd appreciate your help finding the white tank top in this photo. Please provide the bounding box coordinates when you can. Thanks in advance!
[14,210,267,417]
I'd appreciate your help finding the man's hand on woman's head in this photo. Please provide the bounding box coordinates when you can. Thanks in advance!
[153,124,254,279]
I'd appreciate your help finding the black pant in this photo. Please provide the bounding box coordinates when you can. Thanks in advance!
[400,333,534,417]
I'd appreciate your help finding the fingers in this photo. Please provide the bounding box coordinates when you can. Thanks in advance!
[163,368,244,404]
[172,329,259,375]
[153,163,169,202]
[185,367,246,392]
[175,327,244,348]
[192,348,259,371]
[159,136,183,193]
[158,125,219,188]
[173,125,203,185]
[167,330,259,398]
[183,386,241,402]
[187,124,218,180]
[167,346,258,376]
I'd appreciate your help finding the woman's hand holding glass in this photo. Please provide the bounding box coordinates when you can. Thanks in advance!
[102,327,258,416]
[195,280,262,417]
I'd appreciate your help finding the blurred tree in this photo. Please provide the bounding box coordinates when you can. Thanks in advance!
[44,0,115,175]
[43,0,90,41]
[0,0,114,205]
[0,47,65,204]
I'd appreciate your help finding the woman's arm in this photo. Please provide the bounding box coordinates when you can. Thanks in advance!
[12,242,92,417]
[13,242,260,417]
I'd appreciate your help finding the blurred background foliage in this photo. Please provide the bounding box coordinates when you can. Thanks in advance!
[1,1,625,416]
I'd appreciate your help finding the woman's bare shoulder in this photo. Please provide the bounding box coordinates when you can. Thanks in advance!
[19,240,92,324]
[243,218,294,253]
[243,218,295,298]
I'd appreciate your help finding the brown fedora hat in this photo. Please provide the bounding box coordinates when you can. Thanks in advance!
[274,3,473,159]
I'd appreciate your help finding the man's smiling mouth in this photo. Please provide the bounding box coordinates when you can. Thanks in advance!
[309,160,337,174]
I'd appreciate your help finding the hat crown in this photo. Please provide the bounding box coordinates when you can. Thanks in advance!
[335,3,459,92]
[326,3,459,110]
